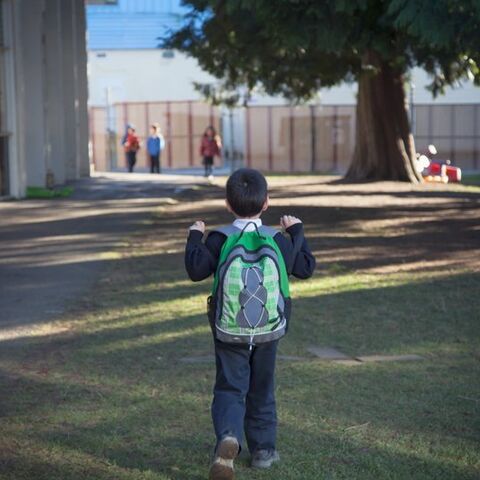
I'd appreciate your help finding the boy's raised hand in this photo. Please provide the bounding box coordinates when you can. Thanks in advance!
[189,221,205,233]
[280,215,302,230]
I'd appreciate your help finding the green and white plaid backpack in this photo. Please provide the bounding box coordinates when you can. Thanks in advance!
[208,222,291,347]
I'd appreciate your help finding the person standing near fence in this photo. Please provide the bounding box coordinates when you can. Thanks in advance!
[200,126,222,179]
[147,124,165,174]
[123,126,140,173]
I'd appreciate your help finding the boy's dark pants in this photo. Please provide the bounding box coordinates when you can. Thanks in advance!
[126,151,136,172]
[212,338,279,454]
[149,154,160,173]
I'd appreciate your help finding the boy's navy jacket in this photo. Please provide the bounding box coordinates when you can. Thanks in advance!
[185,222,315,282]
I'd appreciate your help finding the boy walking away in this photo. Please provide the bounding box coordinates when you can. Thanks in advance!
[185,168,315,479]
[147,123,165,173]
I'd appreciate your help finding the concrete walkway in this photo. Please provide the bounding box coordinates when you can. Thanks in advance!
[0,172,206,337]
[111,166,232,177]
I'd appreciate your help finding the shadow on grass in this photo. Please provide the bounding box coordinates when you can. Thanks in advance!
[271,424,480,480]
[2,177,479,332]
[1,270,479,366]
[1,275,479,439]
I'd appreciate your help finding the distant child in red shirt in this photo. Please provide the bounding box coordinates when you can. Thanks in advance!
[200,126,222,178]
[123,126,140,173]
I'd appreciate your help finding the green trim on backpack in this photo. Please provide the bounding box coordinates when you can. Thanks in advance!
[211,225,290,345]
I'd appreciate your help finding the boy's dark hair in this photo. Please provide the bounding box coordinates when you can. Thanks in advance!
[226,168,268,217]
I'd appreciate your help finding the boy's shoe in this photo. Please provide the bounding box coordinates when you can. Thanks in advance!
[251,449,280,469]
[209,436,239,480]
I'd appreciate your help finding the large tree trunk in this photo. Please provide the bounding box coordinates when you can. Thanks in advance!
[346,51,422,182]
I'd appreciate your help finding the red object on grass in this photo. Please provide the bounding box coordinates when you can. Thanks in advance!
[425,162,462,183]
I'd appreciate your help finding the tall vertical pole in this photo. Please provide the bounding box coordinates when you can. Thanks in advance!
[166,101,172,168]
[450,104,456,162]
[229,108,235,172]
[90,108,96,170]
[122,103,128,169]
[428,105,433,146]
[105,87,110,170]
[188,101,193,166]
[145,101,150,169]
[310,105,316,172]
[332,106,338,172]
[289,107,295,172]
[245,107,251,168]
[474,105,479,170]
[267,106,273,171]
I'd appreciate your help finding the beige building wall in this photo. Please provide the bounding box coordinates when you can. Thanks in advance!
[2,0,89,198]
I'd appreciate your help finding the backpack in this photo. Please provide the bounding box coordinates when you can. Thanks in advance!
[208,222,291,347]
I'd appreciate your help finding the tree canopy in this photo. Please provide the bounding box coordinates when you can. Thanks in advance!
[165,0,480,101]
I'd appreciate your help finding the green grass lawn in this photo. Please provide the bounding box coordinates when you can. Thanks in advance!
[1,178,479,480]
[463,173,480,186]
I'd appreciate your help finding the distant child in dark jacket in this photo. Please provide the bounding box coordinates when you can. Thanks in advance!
[146,124,165,174]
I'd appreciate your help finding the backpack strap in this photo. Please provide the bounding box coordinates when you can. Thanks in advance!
[258,225,278,237]
[211,225,241,237]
